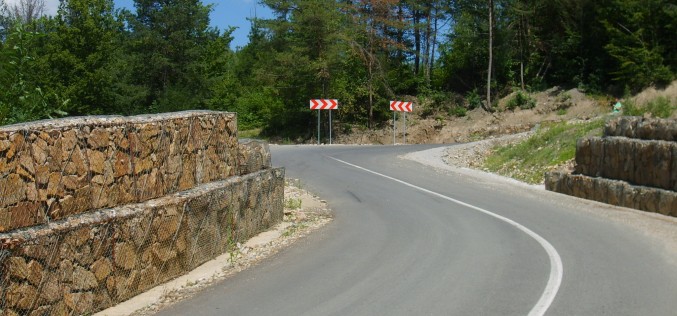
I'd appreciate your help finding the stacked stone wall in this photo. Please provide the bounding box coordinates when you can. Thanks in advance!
[575,137,676,191]
[546,171,677,216]
[0,169,283,315]
[604,116,677,141]
[546,116,677,215]
[237,139,272,176]
[0,111,284,315]
[0,111,239,232]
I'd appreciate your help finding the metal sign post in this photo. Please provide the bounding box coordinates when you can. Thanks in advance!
[393,111,396,145]
[317,110,320,145]
[403,111,406,145]
[329,110,332,145]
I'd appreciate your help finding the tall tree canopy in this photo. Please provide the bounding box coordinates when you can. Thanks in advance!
[0,0,675,134]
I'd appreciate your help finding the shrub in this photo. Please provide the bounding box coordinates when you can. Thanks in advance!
[448,106,467,117]
[506,90,536,110]
[623,96,676,118]
[466,89,482,110]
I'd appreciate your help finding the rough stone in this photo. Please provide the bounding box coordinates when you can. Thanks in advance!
[1,174,26,207]
[31,138,48,166]
[5,282,38,310]
[6,256,29,280]
[88,128,110,149]
[8,202,44,229]
[40,275,61,303]
[151,242,177,263]
[64,291,95,315]
[91,258,113,282]
[26,260,43,286]
[72,265,98,290]
[154,213,181,242]
[114,242,137,270]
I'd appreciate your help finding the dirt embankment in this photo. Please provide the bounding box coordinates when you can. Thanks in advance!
[334,82,677,146]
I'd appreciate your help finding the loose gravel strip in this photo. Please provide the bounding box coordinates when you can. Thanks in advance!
[441,132,533,169]
[129,180,333,316]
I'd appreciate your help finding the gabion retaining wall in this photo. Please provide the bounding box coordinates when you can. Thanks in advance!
[546,116,677,215]
[0,169,284,315]
[545,171,677,216]
[0,111,284,315]
[237,139,272,176]
[0,111,238,232]
[574,137,677,191]
[604,116,677,141]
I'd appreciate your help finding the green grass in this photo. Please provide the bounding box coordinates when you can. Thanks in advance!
[239,128,264,139]
[483,119,605,184]
[623,96,676,118]
[284,197,302,210]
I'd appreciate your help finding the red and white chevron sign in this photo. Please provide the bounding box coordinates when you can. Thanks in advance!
[310,99,339,110]
[390,101,413,112]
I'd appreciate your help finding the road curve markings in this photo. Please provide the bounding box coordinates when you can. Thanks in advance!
[329,156,563,316]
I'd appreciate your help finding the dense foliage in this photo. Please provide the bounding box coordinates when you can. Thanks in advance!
[1,0,675,138]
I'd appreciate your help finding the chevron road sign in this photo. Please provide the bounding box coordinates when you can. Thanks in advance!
[389,100,413,112]
[310,99,339,110]
[310,99,339,144]
[390,100,413,145]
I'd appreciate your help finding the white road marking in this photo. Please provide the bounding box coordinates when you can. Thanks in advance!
[329,157,563,316]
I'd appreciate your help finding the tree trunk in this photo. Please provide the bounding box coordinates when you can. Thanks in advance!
[414,8,421,75]
[485,0,494,112]
[430,2,439,82]
[423,4,432,85]
[396,2,404,62]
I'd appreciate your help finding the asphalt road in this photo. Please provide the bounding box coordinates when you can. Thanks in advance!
[158,145,677,315]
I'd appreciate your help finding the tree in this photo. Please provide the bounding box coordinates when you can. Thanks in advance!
[485,0,493,111]
[601,0,676,91]
[0,21,66,125]
[4,0,44,23]
[45,0,121,115]
[125,0,218,112]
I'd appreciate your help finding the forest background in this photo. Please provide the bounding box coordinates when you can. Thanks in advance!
[1,0,675,139]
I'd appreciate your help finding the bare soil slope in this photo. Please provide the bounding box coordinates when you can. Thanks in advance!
[334,83,676,145]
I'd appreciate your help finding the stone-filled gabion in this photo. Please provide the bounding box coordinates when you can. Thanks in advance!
[575,137,676,191]
[0,111,238,232]
[0,111,285,315]
[545,171,677,216]
[238,139,272,176]
[548,116,677,215]
[605,116,677,141]
[0,168,284,316]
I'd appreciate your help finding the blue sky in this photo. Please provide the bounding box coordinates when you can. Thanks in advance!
[113,0,274,49]
[6,0,273,49]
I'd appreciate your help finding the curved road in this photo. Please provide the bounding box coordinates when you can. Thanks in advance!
[159,145,677,315]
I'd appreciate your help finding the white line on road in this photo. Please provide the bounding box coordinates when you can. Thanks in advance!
[329,156,563,316]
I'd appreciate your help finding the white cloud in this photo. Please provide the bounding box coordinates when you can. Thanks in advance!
[4,0,59,16]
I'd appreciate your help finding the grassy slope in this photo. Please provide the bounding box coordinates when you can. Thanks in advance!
[483,87,677,185]
[483,119,606,184]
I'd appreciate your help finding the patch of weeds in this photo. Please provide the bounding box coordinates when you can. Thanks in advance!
[483,119,605,184]
[448,105,467,117]
[556,92,573,110]
[506,90,536,110]
[557,109,567,115]
[282,223,308,237]
[557,92,572,103]
[468,131,485,142]
[239,128,263,139]
[466,89,482,110]
[284,197,302,210]
[624,96,675,118]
